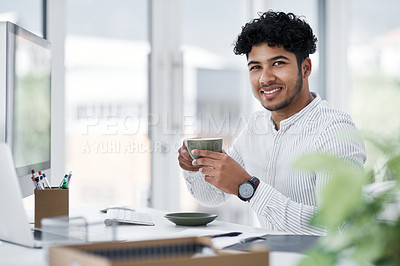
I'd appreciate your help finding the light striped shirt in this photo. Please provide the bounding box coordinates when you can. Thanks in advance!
[183,93,367,235]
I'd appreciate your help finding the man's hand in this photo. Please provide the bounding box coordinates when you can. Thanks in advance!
[177,141,202,172]
[191,149,252,195]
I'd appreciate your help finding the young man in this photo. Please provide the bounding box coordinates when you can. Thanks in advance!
[177,11,366,234]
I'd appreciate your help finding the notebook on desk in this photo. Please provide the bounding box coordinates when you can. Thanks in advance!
[225,234,320,253]
[0,143,72,248]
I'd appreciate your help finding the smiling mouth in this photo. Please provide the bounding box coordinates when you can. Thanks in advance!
[260,87,282,95]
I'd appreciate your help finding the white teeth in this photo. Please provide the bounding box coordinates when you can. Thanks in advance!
[262,88,281,94]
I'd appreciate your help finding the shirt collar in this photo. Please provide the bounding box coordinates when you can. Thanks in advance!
[267,92,321,130]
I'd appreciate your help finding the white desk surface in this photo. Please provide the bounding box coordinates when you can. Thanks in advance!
[0,205,304,266]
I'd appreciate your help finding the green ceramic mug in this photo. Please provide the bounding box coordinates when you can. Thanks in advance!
[185,138,223,159]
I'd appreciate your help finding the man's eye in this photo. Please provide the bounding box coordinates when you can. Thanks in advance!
[273,61,285,66]
[249,65,261,71]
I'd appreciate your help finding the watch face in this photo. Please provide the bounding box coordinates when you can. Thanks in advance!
[239,183,254,199]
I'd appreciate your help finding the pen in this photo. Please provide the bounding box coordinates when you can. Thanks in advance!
[31,170,39,190]
[61,178,68,189]
[206,232,243,238]
[31,176,37,189]
[35,176,44,189]
[59,174,68,188]
[38,172,44,189]
[31,169,44,190]
[40,171,51,188]
[67,171,72,185]
[31,170,38,189]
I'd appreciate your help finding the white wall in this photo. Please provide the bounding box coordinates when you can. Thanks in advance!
[47,0,66,185]
[325,0,349,112]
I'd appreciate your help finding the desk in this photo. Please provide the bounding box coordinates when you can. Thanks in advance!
[0,205,304,266]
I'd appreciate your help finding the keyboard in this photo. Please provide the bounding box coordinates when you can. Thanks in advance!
[104,208,155,226]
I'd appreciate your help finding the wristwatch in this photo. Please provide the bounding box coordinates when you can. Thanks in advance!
[238,176,260,202]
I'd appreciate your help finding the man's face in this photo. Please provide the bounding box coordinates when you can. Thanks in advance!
[247,43,305,112]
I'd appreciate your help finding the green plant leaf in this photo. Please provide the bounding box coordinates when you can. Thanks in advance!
[295,134,400,265]
[299,248,337,266]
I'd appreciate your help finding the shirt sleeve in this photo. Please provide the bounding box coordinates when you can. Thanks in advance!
[182,169,229,206]
[250,181,325,234]
[249,118,366,235]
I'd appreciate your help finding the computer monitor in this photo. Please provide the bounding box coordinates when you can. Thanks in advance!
[0,21,51,197]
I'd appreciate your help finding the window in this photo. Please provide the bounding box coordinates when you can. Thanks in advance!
[65,0,151,207]
[179,0,253,225]
[348,0,400,174]
[0,0,43,36]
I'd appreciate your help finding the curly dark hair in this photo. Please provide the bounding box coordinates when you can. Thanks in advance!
[233,11,317,67]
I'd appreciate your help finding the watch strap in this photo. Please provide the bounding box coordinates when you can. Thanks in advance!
[248,176,260,188]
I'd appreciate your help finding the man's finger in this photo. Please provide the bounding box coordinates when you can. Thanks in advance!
[179,145,195,161]
[178,154,195,167]
[181,148,194,161]
[204,175,214,184]
[191,149,223,159]
[193,157,217,168]
[199,166,214,175]
[179,160,201,172]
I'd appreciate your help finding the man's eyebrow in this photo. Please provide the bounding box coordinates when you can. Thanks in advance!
[247,55,290,66]
[269,55,290,61]
[247,60,260,66]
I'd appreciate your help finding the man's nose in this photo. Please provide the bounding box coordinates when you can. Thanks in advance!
[259,70,275,85]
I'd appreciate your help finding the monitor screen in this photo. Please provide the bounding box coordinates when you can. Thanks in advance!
[0,21,51,197]
[12,28,51,173]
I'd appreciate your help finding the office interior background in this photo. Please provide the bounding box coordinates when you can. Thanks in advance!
[1,0,399,226]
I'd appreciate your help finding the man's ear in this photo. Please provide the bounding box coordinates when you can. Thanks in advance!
[302,58,312,78]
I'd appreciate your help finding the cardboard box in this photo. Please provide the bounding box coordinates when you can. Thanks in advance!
[49,237,269,266]
[35,188,69,228]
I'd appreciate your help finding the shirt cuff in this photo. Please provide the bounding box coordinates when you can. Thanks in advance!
[183,170,204,183]
[249,181,275,215]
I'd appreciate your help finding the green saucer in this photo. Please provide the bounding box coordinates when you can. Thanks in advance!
[164,212,218,226]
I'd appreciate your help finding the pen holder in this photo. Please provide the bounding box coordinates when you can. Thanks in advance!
[34,188,69,228]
